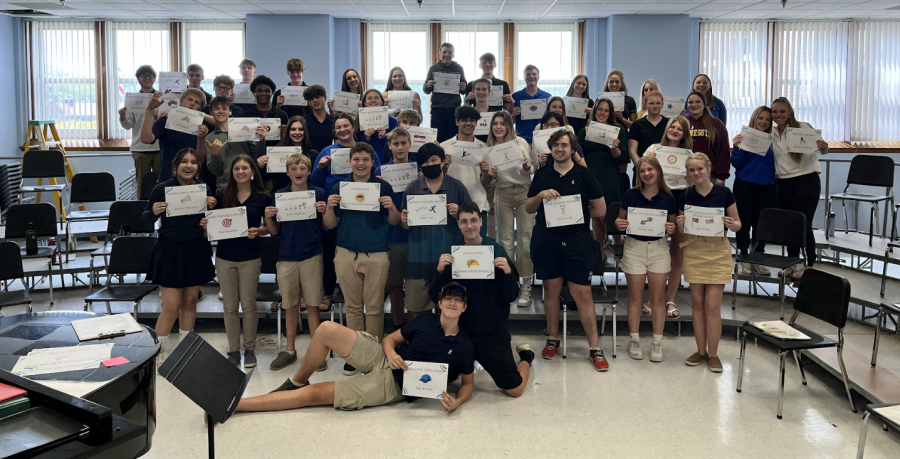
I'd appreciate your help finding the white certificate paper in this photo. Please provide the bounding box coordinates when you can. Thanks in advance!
[564,97,590,119]
[164,106,205,136]
[330,148,352,175]
[487,85,504,106]
[124,93,152,115]
[474,111,495,136]
[205,207,248,241]
[486,140,525,171]
[232,84,255,104]
[519,98,547,120]
[446,140,485,167]
[598,91,625,111]
[159,72,187,93]
[661,97,685,118]
[406,194,447,226]
[281,86,307,106]
[653,145,692,177]
[259,118,282,141]
[626,207,668,238]
[228,118,260,142]
[785,126,823,154]
[451,245,495,279]
[543,195,585,228]
[585,121,621,147]
[332,91,360,112]
[406,126,438,153]
[684,205,725,237]
[275,191,317,222]
[339,181,381,212]
[387,90,414,110]
[358,107,391,131]
[531,126,569,156]
[401,361,449,399]
[739,126,774,156]
[381,163,418,191]
[158,92,181,115]
[266,147,303,173]
[433,72,461,95]
[164,184,207,217]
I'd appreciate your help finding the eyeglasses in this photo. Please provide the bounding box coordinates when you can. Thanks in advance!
[215,85,233,91]
[138,73,154,79]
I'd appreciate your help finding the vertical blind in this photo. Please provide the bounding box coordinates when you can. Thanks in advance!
[514,22,579,96]
[366,22,431,125]
[849,22,900,141]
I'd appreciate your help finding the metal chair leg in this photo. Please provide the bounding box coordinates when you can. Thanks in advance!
[612,304,617,358]
[882,246,890,297]
[105,301,112,315]
[872,305,884,367]
[869,205,875,246]
[825,198,832,240]
[777,351,787,419]
[600,305,606,336]
[27,301,33,314]
[133,301,139,320]
[857,410,871,459]
[843,201,850,235]
[89,256,94,294]
[84,301,89,312]
[737,330,748,393]
[838,331,858,413]
[48,260,54,305]
[562,304,567,359]
[779,270,786,320]
[731,262,738,309]
[793,350,807,385]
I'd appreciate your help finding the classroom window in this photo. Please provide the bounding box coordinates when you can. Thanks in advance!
[442,24,503,82]
[366,23,431,125]
[848,22,900,141]
[183,22,246,94]
[514,23,578,97]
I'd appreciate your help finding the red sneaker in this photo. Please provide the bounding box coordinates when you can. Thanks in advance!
[542,339,560,360]
[590,349,609,372]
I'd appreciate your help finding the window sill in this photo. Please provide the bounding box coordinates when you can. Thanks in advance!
[827,141,900,153]
[19,139,131,152]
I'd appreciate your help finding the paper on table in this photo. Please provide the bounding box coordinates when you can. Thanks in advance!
[281,86,307,106]
[451,245,495,279]
[266,147,303,173]
[381,162,418,191]
[157,92,181,115]
[785,126,824,154]
[387,90,414,110]
[585,121,621,147]
[652,145,692,176]
[330,148,352,174]
[661,96,685,118]
[433,72,461,95]
[873,405,900,426]
[486,140,525,171]
[684,205,725,237]
[474,111,495,136]
[519,98,547,120]
[626,207,668,238]
[406,194,447,226]
[406,126,438,153]
[33,380,112,398]
[164,106,205,135]
[164,184,207,217]
[446,140,486,167]
[259,118,282,141]
[333,91,361,112]
[227,118,260,142]
[738,126,774,156]
[358,107,391,131]
[124,93,153,115]
[564,97,589,119]
[71,314,142,342]
[543,195,584,228]
[487,85,504,106]
[232,84,255,104]
[205,207,249,241]
[339,181,381,212]
[402,361,449,399]
[158,72,187,93]
[11,343,114,376]
[598,92,626,111]
[275,191,317,222]
[749,321,811,340]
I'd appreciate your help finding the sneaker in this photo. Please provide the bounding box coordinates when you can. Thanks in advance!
[343,363,357,376]
[316,360,328,372]
[753,264,770,276]
[649,341,664,362]
[685,352,709,366]
[270,378,309,393]
[269,351,298,371]
[590,349,609,372]
[227,351,241,367]
[217,290,224,300]
[516,343,535,366]
[708,356,723,373]
[628,339,644,360]
[517,284,533,307]
[243,350,257,368]
[740,262,754,274]
[541,338,560,360]
[155,351,169,370]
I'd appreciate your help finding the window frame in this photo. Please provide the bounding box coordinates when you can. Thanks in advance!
[441,23,505,82]
[513,22,579,96]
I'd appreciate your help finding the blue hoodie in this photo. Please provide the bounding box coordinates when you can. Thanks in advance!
[730,143,775,186]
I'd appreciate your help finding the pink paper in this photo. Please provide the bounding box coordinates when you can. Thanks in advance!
[101,356,130,367]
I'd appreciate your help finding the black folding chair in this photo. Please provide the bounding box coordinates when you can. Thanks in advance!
[826,155,894,246]
[89,201,156,293]
[605,202,625,303]
[559,239,618,358]
[65,172,117,262]
[870,302,900,368]
[736,269,856,419]
[139,172,160,201]
[17,150,69,219]
[5,203,61,304]
[0,241,33,316]
[857,403,900,458]
[732,208,807,319]
[83,236,158,319]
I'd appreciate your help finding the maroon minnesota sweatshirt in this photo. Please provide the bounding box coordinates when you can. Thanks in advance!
[687,115,731,182]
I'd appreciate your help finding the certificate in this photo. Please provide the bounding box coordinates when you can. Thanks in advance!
[228,118,260,142]
[531,126,568,156]
[259,118,282,141]
[406,126,438,153]
[158,92,181,115]
[652,145,692,176]
[739,126,774,156]
[585,121,621,147]
[205,207,248,241]
[474,111,495,136]
[381,163,418,191]
[339,181,381,212]
[330,148,352,175]
[519,98,547,120]
[164,106,205,135]
[598,91,625,111]
[266,147,303,173]
[486,140,525,171]
[564,97,589,119]
[281,86,307,106]
[487,85,504,106]
[232,84,255,104]
[164,184,207,217]
[332,91,360,112]
[275,191,317,222]
[358,107,390,131]
[446,140,485,167]
[124,93,152,115]
[785,126,823,154]
[451,245,495,279]
[406,194,447,226]
[684,205,725,236]
[401,361,449,399]
[159,72,187,93]
[387,90,414,110]
[661,97,685,118]
[433,72,461,95]
[543,195,584,228]
[626,207,668,238]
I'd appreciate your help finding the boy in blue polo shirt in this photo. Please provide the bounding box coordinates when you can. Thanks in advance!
[511,65,551,143]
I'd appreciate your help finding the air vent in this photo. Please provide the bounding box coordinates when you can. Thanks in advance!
[889,5,900,10]
[1,9,55,16]
[11,2,69,10]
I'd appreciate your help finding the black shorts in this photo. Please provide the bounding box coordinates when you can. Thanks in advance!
[472,333,522,391]
[531,230,595,285]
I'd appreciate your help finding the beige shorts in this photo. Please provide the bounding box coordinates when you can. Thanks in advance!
[333,331,405,410]
[404,278,435,312]
[622,237,671,275]
[386,243,407,288]
[276,255,324,309]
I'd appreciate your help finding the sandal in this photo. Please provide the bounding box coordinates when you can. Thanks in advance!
[641,303,651,315]
[666,302,680,318]
[319,295,332,312]
[270,301,279,312]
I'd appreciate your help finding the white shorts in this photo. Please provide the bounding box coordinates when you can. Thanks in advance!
[622,237,671,275]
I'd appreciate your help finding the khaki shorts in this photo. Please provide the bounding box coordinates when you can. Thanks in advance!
[404,278,435,312]
[386,243,407,288]
[333,331,405,410]
[276,255,324,309]
[622,237,671,275]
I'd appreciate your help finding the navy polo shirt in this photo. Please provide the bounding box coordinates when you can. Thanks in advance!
[331,174,395,253]
[678,184,736,212]
[304,112,336,153]
[393,313,475,387]
[273,81,312,119]
[628,116,670,163]
[274,185,326,262]
[620,188,678,242]
[464,77,511,112]
[142,178,213,242]
[310,143,384,197]
[152,117,199,183]
[528,163,604,237]
[512,88,551,142]
[375,160,419,244]
[213,191,269,262]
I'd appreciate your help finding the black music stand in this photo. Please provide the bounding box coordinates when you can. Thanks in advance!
[158,332,253,459]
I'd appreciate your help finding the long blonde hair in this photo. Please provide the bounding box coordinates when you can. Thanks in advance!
[637,79,660,118]
[487,111,517,147]
[771,97,803,164]
[635,155,671,194]
[544,96,569,126]
[660,116,694,150]
[685,152,712,176]
[748,106,773,134]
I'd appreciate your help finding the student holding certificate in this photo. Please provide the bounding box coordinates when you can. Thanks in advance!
[258,115,318,193]
[731,106,776,276]
[563,75,594,135]
[200,155,269,368]
[140,88,207,183]
[239,283,474,413]
[201,75,243,118]
[535,113,586,168]
[603,69,638,129]
[771,97,829,281]
[511,65,551,143]
[142,148,217,367]
[264,153,329,372]
[526,129,609,371]
[273,58,311,119]
[469,78,498,143]
[628,90,668,184]
[616,156,677,362]
[441,106,491,230]
[242,75,289,148]
[328,69,364,116]
[382,66,423,119]
[463,53,513,113]
[636,79,660,119]
[186,64,213,108]
[686,74,726,124]
[302,85,335,153]
[199,97,266,193]
[357,89,399,164]
[235,59,257,112]
[424,43,467,142]
[119,64,160,194]
[685,91,730,185]
[675,153,741,373]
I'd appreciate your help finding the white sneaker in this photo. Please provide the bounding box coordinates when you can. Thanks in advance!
[517,284,533,307]
[740,262,754,274]
[649,341,664,362]
[217,290,224,300]
[753,264,770,276]
[628,339,643,360]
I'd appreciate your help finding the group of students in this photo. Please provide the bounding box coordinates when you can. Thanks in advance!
[120,42,830,413]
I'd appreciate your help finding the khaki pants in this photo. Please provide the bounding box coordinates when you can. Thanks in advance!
[334,247,390,340]
[215,257,262,351]
[496,185,534,278]
[132,151,160,195]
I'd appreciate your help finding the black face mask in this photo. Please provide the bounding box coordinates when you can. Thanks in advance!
[421,164,443,179]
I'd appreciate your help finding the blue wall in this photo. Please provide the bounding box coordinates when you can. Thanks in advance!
[0,15,24,157]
